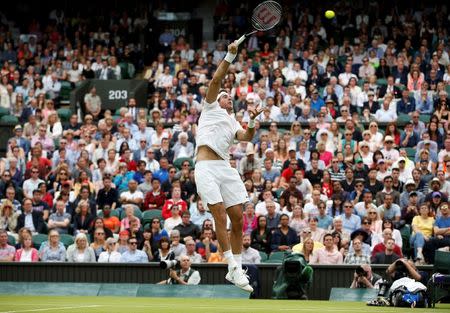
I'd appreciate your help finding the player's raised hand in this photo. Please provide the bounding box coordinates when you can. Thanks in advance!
[228,41,238,54]
[247,104,264,120]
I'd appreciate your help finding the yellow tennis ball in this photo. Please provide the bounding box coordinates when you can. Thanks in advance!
[325,10,335,19]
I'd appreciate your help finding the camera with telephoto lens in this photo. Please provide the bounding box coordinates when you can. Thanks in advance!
[159,259,180,270]
[355,266,367,277]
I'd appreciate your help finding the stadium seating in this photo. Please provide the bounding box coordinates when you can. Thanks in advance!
[0,107,9,118]
[59,234,75,248]
[59,81,72,105]
[142,210,163,225]
[259,251,268,262]
[32,234,48,250]
[268,251,285,263]
[7,234,16,246]
[57,108,72,122]
[0,115,18,124]
[434,251,450,274]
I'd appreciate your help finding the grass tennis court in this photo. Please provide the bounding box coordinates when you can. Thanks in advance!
[0,296,449,313]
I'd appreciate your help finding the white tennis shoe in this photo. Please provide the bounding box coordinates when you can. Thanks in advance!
[226,266,254,292]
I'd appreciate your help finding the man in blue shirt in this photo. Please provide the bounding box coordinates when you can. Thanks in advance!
[339,201,361,233]
[120,237,149,263]
[423,203,450,263]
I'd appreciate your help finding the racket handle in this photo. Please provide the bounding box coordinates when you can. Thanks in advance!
[236,35,246,45]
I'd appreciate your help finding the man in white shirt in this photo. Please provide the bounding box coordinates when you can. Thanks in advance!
[338,64,357,87]
[120,180,144,209]
[22,167,44,199]
[255,191,281,215]
[375,99,397,122]
[286,63,308,83]
[242,234,261,264]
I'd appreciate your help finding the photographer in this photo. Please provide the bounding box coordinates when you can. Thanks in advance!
[350,264,382,289]
[158,255,201,285]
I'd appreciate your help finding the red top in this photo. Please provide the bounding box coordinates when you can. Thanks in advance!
[371,242,403,258]
[162,199,188,220]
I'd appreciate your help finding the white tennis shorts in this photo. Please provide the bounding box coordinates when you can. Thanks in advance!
[195,160,248,209]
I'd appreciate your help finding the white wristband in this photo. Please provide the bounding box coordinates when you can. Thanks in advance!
[248,119,255,128]
[224,52,237,63]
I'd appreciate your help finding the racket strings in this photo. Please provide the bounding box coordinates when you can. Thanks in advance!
[251,1,282,31]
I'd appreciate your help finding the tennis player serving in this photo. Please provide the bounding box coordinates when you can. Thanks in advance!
[195,40,262,292]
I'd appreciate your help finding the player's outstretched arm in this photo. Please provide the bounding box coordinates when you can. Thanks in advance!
[205,41,238,103]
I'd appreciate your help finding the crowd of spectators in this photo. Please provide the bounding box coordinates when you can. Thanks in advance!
[0,2,450,269]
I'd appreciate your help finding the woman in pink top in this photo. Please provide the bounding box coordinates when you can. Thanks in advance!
[242,202,257,235]
[14,228,39,262]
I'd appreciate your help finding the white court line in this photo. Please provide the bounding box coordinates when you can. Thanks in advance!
[0,305,102,313]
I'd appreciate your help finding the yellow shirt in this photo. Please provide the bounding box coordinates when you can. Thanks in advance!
[411,216,435,237]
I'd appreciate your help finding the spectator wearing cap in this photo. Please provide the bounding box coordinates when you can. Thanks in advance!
[376,159,391,181]
[400,179,425,209]
[425,177,448,203]
[380,136,400,166]
[310,89,325,112]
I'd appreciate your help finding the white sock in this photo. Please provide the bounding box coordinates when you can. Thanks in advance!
[233,254,242,268]
[224,250,237,270]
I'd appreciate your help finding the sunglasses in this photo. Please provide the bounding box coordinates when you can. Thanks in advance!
[129,242,138,245]
[363,221,372,225]
[344,205,353,208]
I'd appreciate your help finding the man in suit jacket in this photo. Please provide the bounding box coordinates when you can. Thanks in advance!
[378,76,402,99]
[95,60,116,80]
[19,98,39,123]
[154,137,174,164]
[16,198,46,234]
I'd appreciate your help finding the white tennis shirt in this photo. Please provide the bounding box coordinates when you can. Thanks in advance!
[196,100,243,161]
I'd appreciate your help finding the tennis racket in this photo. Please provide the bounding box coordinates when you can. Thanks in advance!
[236,0,282,45]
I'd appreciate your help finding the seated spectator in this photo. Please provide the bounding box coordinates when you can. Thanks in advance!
[16,198,46,235]
[90,227,107,260]
[423,202,450,263]
[310,233,343,265]
[292,237,317,263]
[270,214,300,252]
[119,179,144,211]
[174,211,200,243]
[344,237,371,265]
[242,202,257,235]
[14,228,38,262]
[142,228,154,261]
[163,205,183,233]
[185,239,203,263]
[189,197,213,228]
[149,218,169,249]
[125,217,144,248]
[72,200,95,235]
[96,176,119,211]
[169,229,186,259]
[161,186,187,220]
[250,215,271,255]
[98,237,122,263]
[39,229,66,262]
[117,230,130,254]
[350,264,382,289]
[101,205,120,234]
[339,201,361,233]
[0,200,20,234]
[143,178,166,211]
[371,218,403,249]
[66,233,96,262]
[120,236,149,263]
[31,188,50,222]
[158,254,201,285]
[410,204,434,264]
[172,132,194,160]
[88,218,113,243]
[0,229,15,261]
[242,233,261,264]
[154,237,174,262]
[371,228,403,259]
[371,237,401,264]
[289,205,308,236]
[196,227,218,262]
[47,200,71,234]
[120,205,141,232]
